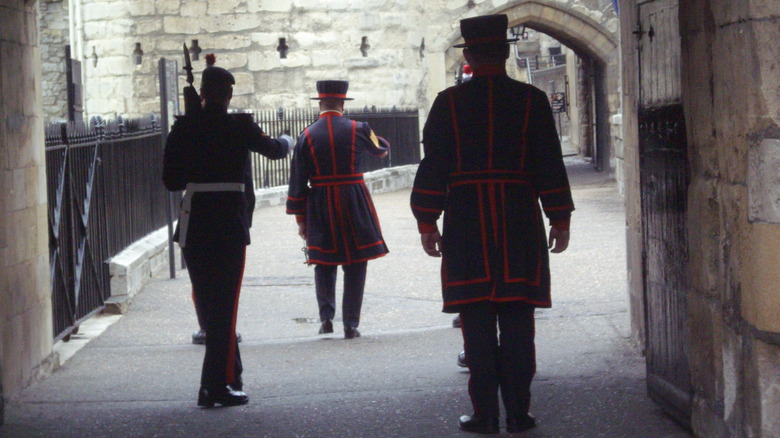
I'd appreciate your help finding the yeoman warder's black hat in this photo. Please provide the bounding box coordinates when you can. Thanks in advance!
[311,80,354,100]
[453,14,519,48]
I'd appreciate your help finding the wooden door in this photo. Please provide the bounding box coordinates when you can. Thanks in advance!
[637,0,692,427]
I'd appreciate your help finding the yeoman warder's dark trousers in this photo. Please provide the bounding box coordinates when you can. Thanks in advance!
[459,301,536,419]
[314,261,367,328]
[183,242,245,389]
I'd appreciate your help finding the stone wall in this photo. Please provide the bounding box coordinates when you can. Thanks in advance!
[75,0,429,117]
[39,0,70,122]
[679,0,780,435]
[0,0,57,409]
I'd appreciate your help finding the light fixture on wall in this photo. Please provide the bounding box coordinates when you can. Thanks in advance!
[360,36,370,57]
[189,39,202,61]
[277,38,289,59]
[132,42,144,65]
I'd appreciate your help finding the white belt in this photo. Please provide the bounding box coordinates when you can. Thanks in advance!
[178,182,245,248]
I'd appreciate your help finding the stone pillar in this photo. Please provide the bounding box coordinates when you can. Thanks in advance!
[0,0,57,412]
[679,0,780,435]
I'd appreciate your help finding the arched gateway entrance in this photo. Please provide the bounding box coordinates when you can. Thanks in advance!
[434,1,619,172]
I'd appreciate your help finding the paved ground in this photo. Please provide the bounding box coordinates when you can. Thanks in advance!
[1,158,692,438]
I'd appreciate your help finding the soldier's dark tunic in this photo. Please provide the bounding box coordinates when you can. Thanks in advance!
[286,111,389,265]
[163,109,288,390]
[411,68,574,313]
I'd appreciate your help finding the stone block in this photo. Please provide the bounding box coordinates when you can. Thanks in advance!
[181,0,208,17]
[135,19,163,35]
[83,2,130,21]
[155,0,182,15]
[202,14,261,33]
[128,1,155,16]
[208,34,252,51]
[232,72,255,95]
[208,0,243,15]
[250,32,280,47]
[748,139,780,223]
[163,16,202,34]
[311,50,342,67]
[247,0,294,13]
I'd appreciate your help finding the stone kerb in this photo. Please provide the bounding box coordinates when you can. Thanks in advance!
[105,165,419,312]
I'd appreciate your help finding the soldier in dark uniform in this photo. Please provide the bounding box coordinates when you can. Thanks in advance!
[163,55,291,407]
[286,80,389,339]
[411,15,574,434]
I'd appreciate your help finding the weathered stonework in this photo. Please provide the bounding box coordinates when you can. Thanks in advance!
[620,0,780,435]
[0,0,56,410]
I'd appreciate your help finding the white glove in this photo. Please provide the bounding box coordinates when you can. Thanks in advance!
[278,134,295,154]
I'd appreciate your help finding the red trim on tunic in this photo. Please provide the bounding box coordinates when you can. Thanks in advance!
[326,115,337,173]
[539,186,571,195]
[304,128,320,175]
[412,187,446,195]
[307,252,387,265]
[450,179,530,188]
[350,121,357,174]
[487,77,494,169]
[520,91,532,169]
[448,89,462,172]
[444,295,550,308]
[544,204,575,212]
[472,64,507,77]
[287,195,306,201]
[411,205,442,214]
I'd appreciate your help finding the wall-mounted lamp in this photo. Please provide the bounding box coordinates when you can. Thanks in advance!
[132,42,143,65]
[189,39,202,61]
[511,25,529,41]
[92,46,98,67]
[360,36,370,57]
[277,38,289,59]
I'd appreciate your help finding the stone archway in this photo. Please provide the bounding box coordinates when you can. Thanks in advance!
[430,0,620,172]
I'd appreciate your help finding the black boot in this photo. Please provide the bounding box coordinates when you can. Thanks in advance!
[197,385,248,408]
[458,415,499,434]
[506,414,536,433]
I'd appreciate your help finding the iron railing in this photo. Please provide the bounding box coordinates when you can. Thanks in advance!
[246,107,421,188]
[45,115,166,341]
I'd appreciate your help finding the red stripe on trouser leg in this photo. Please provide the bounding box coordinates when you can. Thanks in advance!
[225,246,246,385]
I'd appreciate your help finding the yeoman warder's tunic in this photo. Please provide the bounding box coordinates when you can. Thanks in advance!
[286,112,389,265]
[411,69,574,313]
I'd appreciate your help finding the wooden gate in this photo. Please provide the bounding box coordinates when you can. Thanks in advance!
[637,0,692,427]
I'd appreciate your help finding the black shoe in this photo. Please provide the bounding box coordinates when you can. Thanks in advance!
[197,385,248,408]
[457,350,468,368]
[192,329,206,345]
[452,315,461,328]
[458,415,499,434]
[319,320,333,334]
[344,326,361,339]
[506,414,536,433]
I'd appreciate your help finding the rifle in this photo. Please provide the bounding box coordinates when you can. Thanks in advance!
[182,43,202,115]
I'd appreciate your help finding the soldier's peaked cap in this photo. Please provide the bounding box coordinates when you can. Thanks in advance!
[201,54,235,89]
[453,14,519,48]
[311,80,354,100]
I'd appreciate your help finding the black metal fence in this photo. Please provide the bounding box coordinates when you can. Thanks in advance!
[247,107,421,188]
[45,115,167,341]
